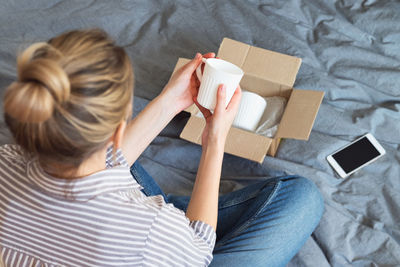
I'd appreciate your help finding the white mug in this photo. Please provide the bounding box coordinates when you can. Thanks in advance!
[232,91,267,132]
[196,58,244,110]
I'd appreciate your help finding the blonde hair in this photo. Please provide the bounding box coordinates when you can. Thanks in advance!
[3,28,133,176]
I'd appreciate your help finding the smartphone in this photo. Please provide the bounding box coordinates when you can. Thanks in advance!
[326,133,386,178]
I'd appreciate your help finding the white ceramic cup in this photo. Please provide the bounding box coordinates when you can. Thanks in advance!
[196,58,244,110]
[232,91,267,132]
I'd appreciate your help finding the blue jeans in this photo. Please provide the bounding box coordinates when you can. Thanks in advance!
[130,162,324,267]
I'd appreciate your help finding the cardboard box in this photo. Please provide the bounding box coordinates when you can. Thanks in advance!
[172,38,324,163]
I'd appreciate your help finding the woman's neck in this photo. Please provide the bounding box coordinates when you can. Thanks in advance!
[42,146,108,179]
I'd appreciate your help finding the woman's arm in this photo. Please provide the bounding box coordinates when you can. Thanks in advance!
[121,94,178,166]
[121,53,215,166]
[185,141,224,229]
[186,85,242,229]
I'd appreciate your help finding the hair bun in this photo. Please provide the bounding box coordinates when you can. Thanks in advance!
[4,43,70,123]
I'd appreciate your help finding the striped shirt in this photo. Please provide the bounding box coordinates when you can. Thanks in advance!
[0,144,216,266]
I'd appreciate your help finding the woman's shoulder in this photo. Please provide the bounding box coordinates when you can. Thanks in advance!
[0,144,26,157]
[0,144,31,164]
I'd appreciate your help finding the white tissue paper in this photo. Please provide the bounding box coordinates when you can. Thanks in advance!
[255,96,287,138]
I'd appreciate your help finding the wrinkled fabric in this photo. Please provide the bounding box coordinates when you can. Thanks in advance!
[0,1,399,266]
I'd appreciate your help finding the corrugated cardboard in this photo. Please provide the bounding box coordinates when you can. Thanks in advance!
[173,38,324,163]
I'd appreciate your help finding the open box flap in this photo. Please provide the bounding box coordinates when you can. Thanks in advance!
[240,74,292,98]
[225,127,272,163]
[217,38,251,67]
[276,89,324,140]
[180,116,272,163]
[218,38,301,88]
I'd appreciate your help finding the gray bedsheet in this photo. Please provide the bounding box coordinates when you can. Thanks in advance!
[1,1,399,266]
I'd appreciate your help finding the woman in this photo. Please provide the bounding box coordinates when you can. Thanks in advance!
[0,29,323,266]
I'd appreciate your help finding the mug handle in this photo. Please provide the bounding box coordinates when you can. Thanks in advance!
[195,58,207,82]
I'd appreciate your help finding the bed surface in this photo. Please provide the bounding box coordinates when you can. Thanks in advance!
[1,1,399,266]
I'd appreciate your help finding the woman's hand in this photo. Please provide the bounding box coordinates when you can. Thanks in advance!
[195,85,242,148]
[161,52,216,115]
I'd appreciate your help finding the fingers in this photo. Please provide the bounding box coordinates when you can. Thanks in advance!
[203,52,215,59]
[214,84,226,115]
[190,74,200,88]
[181,53,203,74]
[180,52,218,79]
[182,52,217,74]
[180,51,218,74]
[201,52,215,73]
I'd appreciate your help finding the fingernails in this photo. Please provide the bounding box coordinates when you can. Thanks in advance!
[220,84,226,92]
[194,53,201,59]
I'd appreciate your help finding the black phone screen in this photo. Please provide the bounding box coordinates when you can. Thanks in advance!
[332,137,381,173]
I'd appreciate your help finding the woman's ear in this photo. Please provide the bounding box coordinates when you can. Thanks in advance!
[112,121,127,149]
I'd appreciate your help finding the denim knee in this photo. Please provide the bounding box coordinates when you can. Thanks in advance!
[281,175,324,228]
